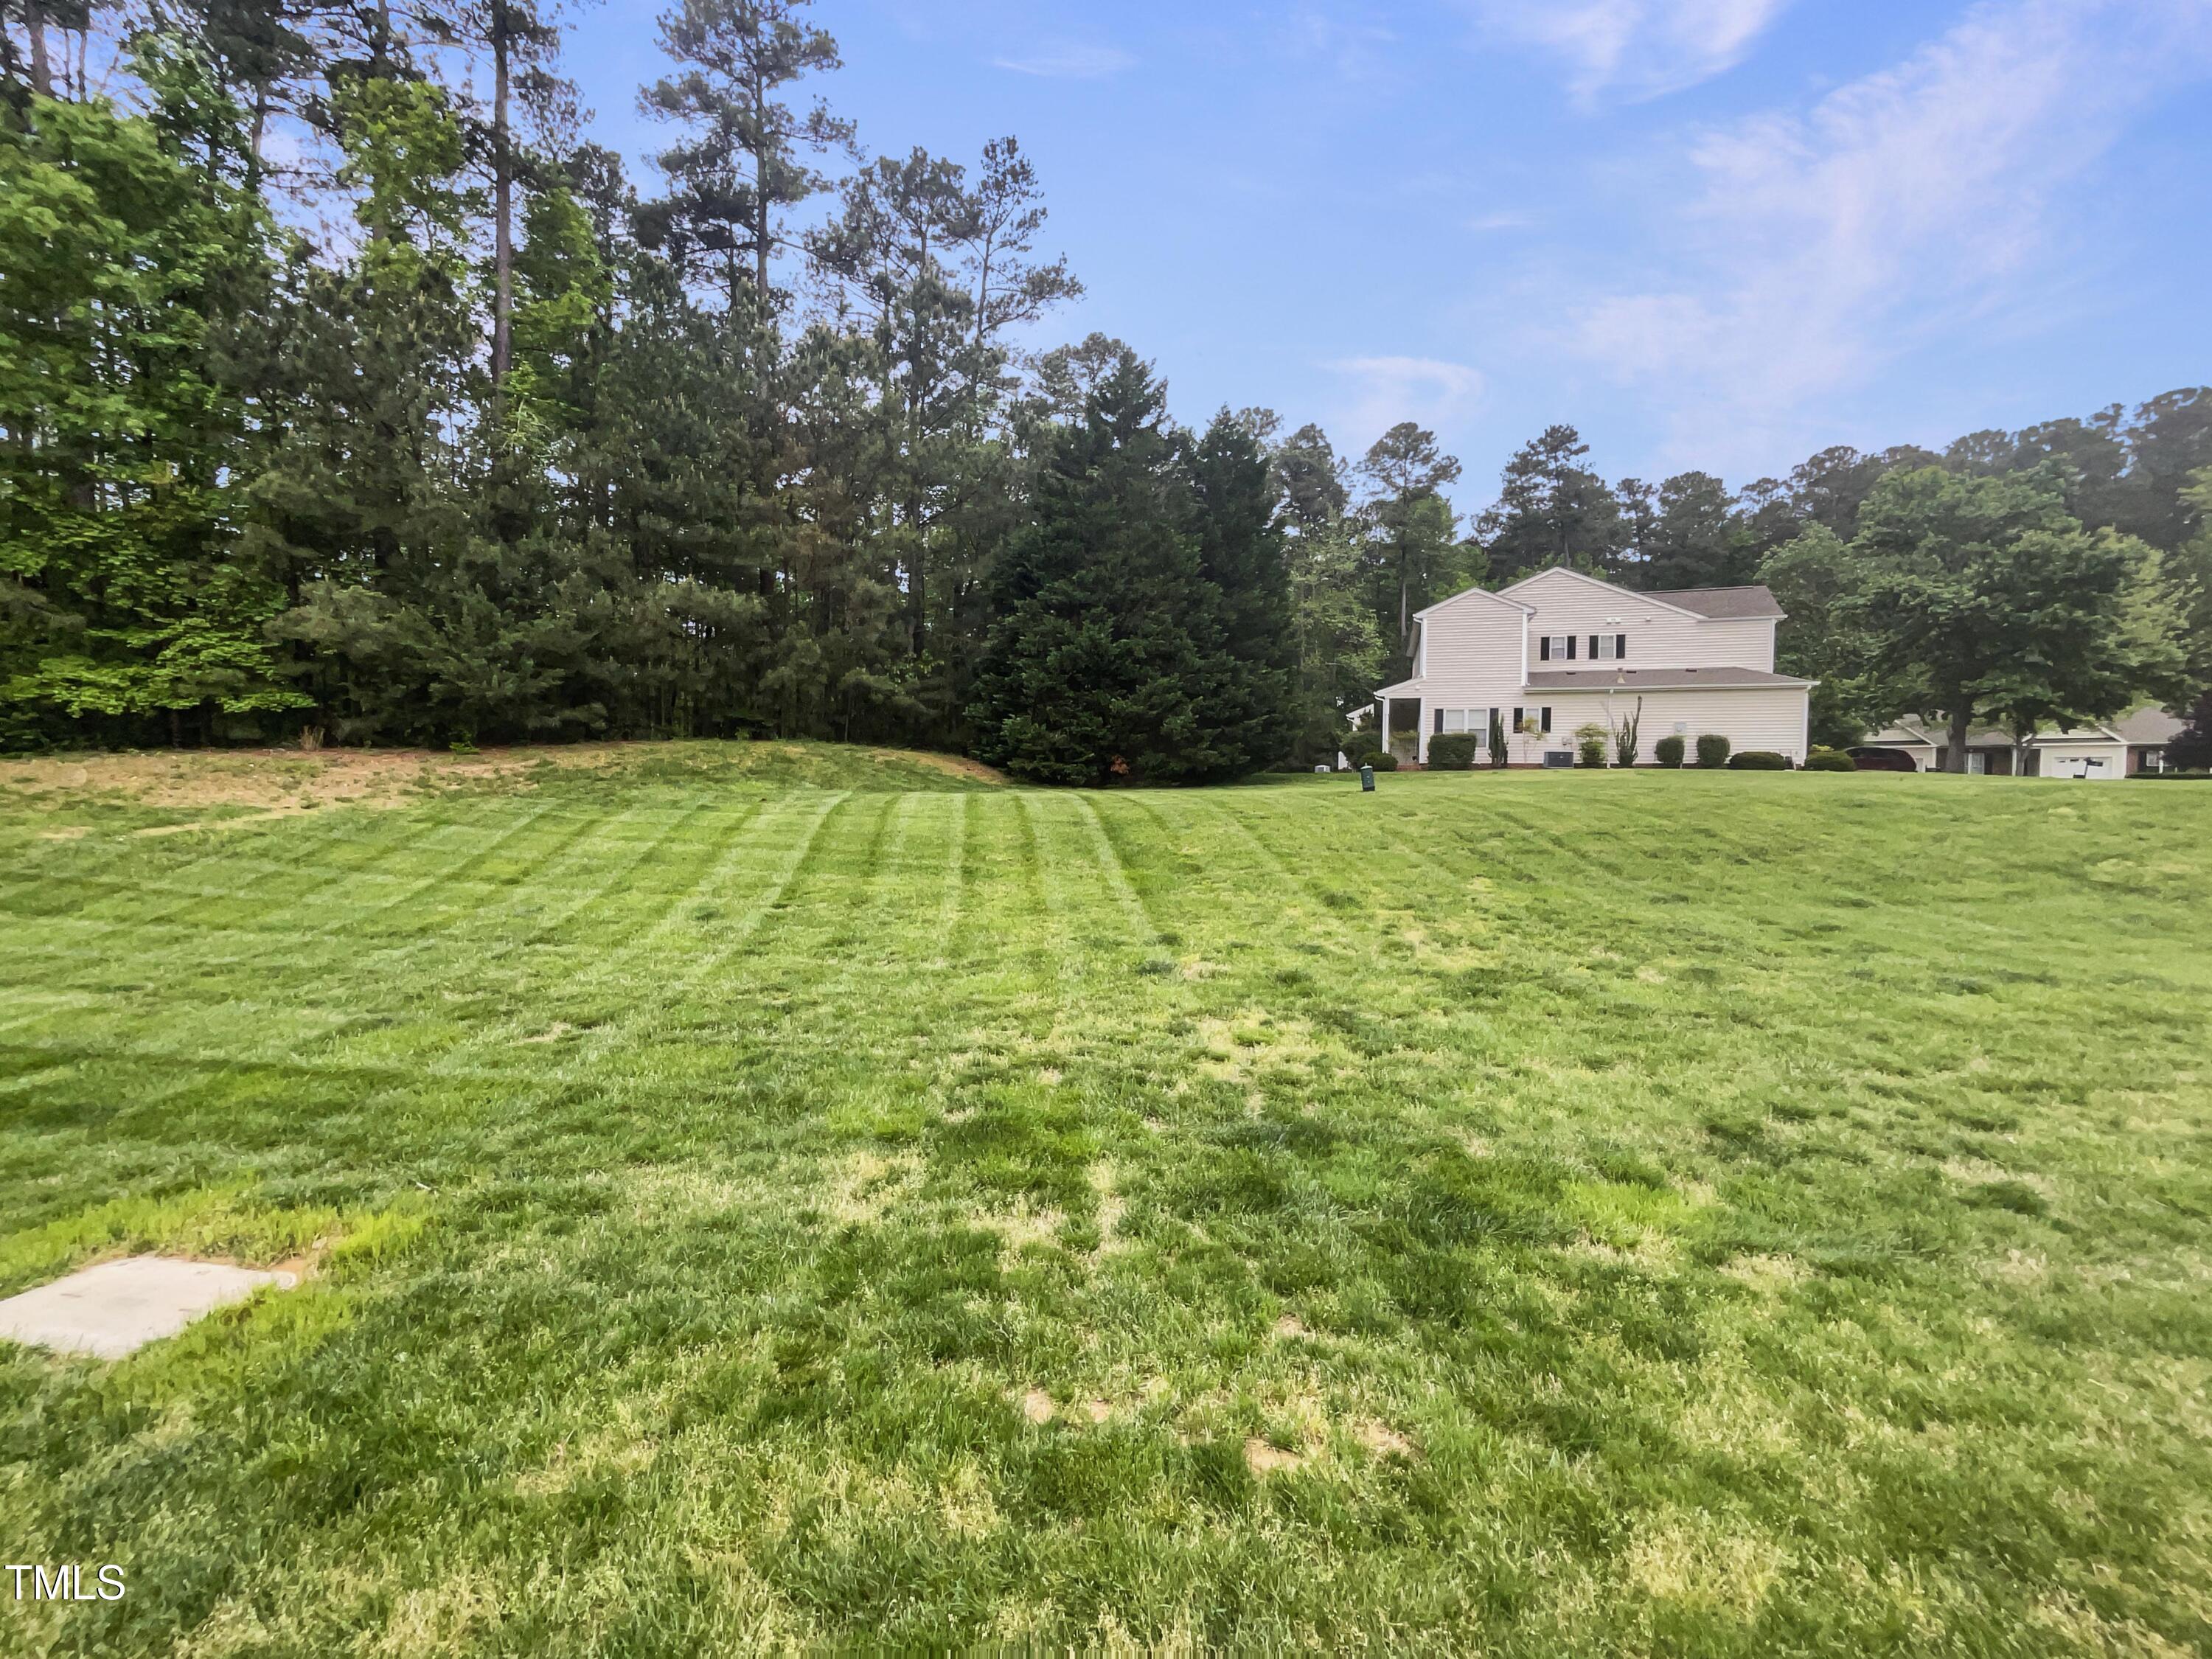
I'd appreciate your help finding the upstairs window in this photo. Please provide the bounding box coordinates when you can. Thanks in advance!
[1590,633,1626,661]
[1540,635,1578,661]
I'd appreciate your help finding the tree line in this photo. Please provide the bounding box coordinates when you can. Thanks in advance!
[4,1,2207,779]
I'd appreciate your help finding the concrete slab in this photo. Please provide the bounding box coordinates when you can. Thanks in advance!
[0,1256,296,1361]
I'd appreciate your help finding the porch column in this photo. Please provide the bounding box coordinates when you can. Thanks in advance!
[1377,695,1389,762]
[1416,698,1428,767]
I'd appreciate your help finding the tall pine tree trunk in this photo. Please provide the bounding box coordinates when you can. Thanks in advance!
[490,2,513,391]
[751,86,771,302]
[27,0,52,97]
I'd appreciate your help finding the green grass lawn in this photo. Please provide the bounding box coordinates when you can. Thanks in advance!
[2,748,2208,1654]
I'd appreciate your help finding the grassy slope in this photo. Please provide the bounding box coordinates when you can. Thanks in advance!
[1,751,2208,1654]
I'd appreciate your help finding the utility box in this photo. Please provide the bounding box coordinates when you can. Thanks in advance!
[1542,751,1576,769]
[1360,765,1376,792]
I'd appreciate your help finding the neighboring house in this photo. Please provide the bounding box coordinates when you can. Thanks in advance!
[1371,567,1815,766]
[2111,706,2188,775]
[1851,714,2178,779]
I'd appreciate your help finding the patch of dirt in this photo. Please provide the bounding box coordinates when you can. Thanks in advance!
[1352,1419,1414,1458]
[1020,1389,1055,1425]
[1243,1437,1307,1476]
[877,749,1008,786]
[2,744,636,813]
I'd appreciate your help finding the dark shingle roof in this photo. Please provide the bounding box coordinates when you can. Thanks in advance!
[1523,667,1812,691]
[2110,706,2185,745]
[1656,585,1787,621]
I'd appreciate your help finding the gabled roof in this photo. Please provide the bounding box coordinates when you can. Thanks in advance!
[1524,667,1814,692]
[1492,566,1789,623]
[1495,565,1708,622]
[1868,719,2127,748]
[1411,584,1534,622]
[1658,585,1787,621]
[2110,706,2186,745]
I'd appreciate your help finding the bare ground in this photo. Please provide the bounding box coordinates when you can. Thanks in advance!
[2,741,1006,817]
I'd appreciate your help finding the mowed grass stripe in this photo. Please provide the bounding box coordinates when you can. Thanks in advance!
[589,790,854,1040]
[7,804,440,927]
[3,757,2210,1652]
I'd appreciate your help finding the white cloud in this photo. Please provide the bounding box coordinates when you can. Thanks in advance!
[1565,0,2212,470]
[992,42,1136,80]
[1326,356,1486,449]
[1475,0,1792,102]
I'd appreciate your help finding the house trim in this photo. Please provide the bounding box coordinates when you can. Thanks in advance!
[1495,565,1712,622]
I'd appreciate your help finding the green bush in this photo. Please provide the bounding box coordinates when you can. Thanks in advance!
[1695,734,1731,768]
[1728,751,1791,771]
[1574,722,1609,768]
[1364,752,1397,773]
[1344,731,1382,764]
[1427,733,1481,770]
[1804,748,1857,772]
[1655,734,1686,768]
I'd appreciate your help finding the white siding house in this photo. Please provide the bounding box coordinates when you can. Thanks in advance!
[1856,719,2137,779]
[1373,568,1815,765]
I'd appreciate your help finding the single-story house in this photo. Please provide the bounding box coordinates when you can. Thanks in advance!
[1852,709,2185,778]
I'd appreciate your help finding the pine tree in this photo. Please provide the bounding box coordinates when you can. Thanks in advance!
[968,352,1276,785]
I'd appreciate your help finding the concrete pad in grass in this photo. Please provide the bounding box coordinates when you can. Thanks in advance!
[0,1256,296,1360]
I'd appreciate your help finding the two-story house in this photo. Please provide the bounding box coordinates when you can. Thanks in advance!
[1371,567,1816,766]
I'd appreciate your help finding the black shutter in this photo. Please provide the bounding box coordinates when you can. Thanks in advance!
[1616,632,1627,660]
[1566,635,1578,660]
[1588,634,1599,659]
[1513,706,1523,731]
[1541,707,1553,734]
[1540,636,1551,661]
[1433,708,1444,734]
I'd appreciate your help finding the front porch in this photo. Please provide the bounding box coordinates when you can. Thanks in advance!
[1368,689,1562,768]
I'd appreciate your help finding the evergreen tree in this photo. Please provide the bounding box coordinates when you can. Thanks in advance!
[1475,423,1627,581]
[1357,421,1464,672]
[1637,471,1757,591]
[1187,410,1299,769]
[967,352,1283,785]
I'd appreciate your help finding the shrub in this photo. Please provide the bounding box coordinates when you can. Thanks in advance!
[1728,751,1791,771]
[1487,708,1509,768]
[1573,722,1609,768]
[1804,748,1857,773]
[1695,734,1731,768]
[1427,733,1481,770]
[2169,689,2212,772]
[1655,734,1686,768]
[1365,752,1397,772]
[1344,730,1382,764]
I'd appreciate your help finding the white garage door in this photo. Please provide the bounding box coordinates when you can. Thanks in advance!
[2045,753,2112,780]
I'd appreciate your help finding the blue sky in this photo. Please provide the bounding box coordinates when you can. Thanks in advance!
[559,0,2212,509]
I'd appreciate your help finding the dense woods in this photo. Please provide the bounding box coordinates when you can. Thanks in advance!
[3,1,2207,776]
